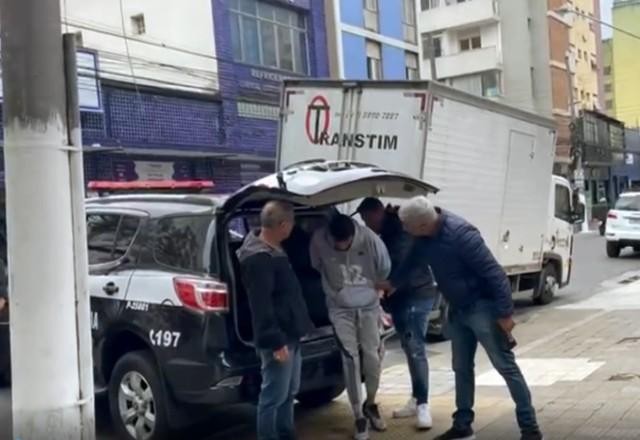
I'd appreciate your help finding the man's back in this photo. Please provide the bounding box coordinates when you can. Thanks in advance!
[395,211,513,318]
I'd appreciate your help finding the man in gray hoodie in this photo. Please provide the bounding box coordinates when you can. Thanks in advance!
[310,214,391,440]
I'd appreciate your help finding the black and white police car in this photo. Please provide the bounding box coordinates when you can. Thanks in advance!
[0,161,437,440]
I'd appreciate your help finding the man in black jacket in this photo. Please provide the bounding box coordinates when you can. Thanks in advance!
[381,196,542,440]
[237,201,314,440]
[357,198,437,430]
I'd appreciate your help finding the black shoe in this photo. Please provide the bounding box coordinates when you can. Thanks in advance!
[521,431,544,440]
[354,418,369,440]
[433,426,476,440]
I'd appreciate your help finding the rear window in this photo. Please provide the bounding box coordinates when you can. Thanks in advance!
[152,215,214,273]
[615,195,640,212]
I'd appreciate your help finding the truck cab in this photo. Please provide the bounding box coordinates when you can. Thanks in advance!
[537,176,584,304]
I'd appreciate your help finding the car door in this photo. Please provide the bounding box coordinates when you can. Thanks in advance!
[220,161,439,216]
[87,211,145,340]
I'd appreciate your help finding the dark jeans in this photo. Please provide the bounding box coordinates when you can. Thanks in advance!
[448,300,539,434]
[257,343,302,440]
[392,297,434,405]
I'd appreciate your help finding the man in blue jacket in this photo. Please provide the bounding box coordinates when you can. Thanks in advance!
[379,196,542,440]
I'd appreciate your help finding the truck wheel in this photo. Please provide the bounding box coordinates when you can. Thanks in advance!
[533,264,558,305]
[297,383,345,408]
[109,350,170,440]
[606,242,621,258]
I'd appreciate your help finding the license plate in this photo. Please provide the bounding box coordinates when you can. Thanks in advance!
[629,218,640,225]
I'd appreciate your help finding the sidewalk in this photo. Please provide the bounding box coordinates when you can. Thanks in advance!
[292,278,640,440]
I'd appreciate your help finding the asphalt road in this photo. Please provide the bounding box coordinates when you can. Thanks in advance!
[1,233,638,440]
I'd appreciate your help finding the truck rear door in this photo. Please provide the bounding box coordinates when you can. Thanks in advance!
[278,80,430,179]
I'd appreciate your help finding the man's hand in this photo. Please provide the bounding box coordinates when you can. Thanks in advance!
[497,316,516,334]
[273,346,289,363]
[0,298,6,312]
[375,281,396,298]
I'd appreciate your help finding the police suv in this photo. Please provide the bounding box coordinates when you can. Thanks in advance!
[0,161,436,440]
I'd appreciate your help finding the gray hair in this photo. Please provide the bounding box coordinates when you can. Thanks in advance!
[260,200,295,228]
[399,196,438,226]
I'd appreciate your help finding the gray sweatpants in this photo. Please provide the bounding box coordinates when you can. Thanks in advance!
[330,307,382,419]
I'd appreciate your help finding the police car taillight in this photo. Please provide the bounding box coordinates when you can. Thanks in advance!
[174,277,229,313]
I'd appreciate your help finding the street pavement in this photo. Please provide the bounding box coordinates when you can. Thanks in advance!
[1,232,640,439]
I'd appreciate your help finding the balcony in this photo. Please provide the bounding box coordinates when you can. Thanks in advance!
[423,45,501,79]
[419,0,499,34]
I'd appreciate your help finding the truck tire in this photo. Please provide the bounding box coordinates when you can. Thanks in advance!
[297,383,345,408]
[606,242,621,258]
[109,350,170,440]
[533,264,558,306]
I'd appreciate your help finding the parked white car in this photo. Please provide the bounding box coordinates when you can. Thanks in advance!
[605,192,640,258]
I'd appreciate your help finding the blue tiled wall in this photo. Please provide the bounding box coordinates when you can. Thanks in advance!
[342,32,368,79]
[382,45,406,80]
[213,0,329,159]
[340,0,364,27]
[379,0,403,41]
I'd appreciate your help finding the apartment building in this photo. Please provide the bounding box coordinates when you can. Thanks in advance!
[417,0,553,116]
[325,0,421,80]
[568,0,601,110]
[611,0,640,127]
[603,38,615,116]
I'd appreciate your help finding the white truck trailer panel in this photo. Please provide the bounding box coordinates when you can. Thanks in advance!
[277,80,557,274]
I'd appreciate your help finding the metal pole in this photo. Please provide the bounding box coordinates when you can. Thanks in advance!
[0,1,94,438]
[63,33,96,440]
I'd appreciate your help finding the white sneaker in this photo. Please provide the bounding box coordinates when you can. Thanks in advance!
[417,403,433,430]
[392,397,417,419]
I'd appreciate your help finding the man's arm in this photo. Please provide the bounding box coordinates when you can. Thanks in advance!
[240,253,286,350]
[456,224,514,318]
[369,230,391,281]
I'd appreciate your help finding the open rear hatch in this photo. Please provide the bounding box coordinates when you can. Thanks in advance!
[218,161,439,345]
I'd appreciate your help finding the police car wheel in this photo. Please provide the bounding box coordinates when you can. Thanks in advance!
[109,350,170,440]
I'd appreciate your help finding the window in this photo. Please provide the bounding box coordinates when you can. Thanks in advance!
[403,0,417,43]
[604,84,613,93]
[615,195,640,212]
[555,185,572,222]
[422,33,442,58]
[153,215,214,273]
[405,52,419,80]
[366,40,382,80]
[459,34,481,52]
[230,0,309,74]
[130,14,146,35]
[87,214,140,265]
[481,71,500,97]
[421,0,440,10]
[364,0,379,32]
[604,66,612,76]
[606,99,613,110]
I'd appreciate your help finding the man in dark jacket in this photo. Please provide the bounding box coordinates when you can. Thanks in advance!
[357,198,437,429]
[380,196,542,440]
[237,201,314,440]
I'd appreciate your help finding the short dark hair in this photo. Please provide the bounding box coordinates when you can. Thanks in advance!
[260,200,294,228]
[329,214,355,242]
[357,197,384,214]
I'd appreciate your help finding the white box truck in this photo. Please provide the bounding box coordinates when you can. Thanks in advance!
[277,80,584,313]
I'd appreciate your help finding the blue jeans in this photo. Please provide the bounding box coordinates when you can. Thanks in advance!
[257,343,302,440]
[392,297,434,405]
[448,300,539,434]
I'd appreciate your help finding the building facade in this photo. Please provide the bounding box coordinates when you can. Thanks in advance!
[213,0,329,191]
[547,0,574,173]
[611,0,640,127]
[325,0,420,80]
[568,0,601,111]
[416,0,553,116]
[602,38,615,116]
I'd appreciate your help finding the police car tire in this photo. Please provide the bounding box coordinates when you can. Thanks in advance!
[109,350,170,440]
